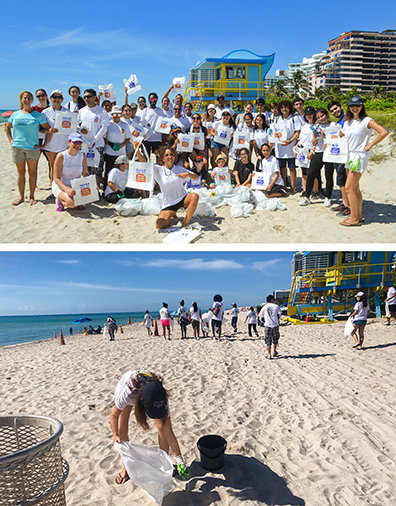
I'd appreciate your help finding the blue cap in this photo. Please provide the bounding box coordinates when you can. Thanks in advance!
[68,132,83,142]
[142,381,167,419]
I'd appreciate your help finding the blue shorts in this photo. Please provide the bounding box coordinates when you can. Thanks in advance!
[277,158,296,169]
[334,163,347,187]
[211,140,228,151]
[353,319,367,327]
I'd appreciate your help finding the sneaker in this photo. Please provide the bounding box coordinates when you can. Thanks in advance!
[383,322,390,326]
[266,354,272,360]
[176,462,190,479]
[336,207,351,217]
[311,192,321,200]
[56,200,65,212]
[324,198,332,207]
[299,197,311,206]
[332,203,346,212]
[273,351,279,358]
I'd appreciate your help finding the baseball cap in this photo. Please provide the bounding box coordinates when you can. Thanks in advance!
[115,155,129,166]
[348,96,364,106]
[304,106,316,115]
[216,153,227,162]
[266,294,275,302]
[195,155,204,162]
[171,124,182,133]
[111,105,122,115]
[129,102,138,109]
[216,94,225,99]
[207,104,216,110]
[355,291,364,297]
[50,89,63,98]
[142,381,168,419]
[68,132,83,142]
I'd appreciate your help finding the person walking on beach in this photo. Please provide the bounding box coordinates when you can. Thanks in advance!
[189,302,202,340]
[143,310,153,336]
[177,300,189,339]
[383,285,396,326]
[230,303,239,332]
[159,303,171,340]
[201,308,213,337]
[106,316,118,341]
[245,306,259,338]
[260,295,282,359]
[212,294,224,341]
[110,370,190,484]
[350,292,369,349]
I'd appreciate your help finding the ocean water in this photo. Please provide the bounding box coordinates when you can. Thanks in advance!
[0,312,148,347]
[0,109,14,123]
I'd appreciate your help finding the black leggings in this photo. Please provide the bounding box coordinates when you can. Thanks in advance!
[304,152,334,199]
[179,320,188,338]
[248,323,258,337]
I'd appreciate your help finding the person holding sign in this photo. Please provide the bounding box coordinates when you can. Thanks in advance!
[210,153,233,187]
[52,133,89,211]
[210,110,235,166]
[339,96,388,227]
[254,144,285,198]
[42,90,70,181]
[185,113,208,168]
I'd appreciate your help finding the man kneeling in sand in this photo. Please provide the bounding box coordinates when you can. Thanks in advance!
[260,294,282,359]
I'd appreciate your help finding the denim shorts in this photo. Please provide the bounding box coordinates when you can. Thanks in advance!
[211,140,228,151]
[277,157,296,169]
[353,319,367,327]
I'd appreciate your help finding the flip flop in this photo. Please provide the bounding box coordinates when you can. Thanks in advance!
[115,471,130,485]
[353,343,360,348]
[340,220,361,227]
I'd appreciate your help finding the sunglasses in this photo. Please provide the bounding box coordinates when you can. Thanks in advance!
[84,95,94,99]
[192,117,200,120]
[52,95,62,99]
[138,101,146,104]
[72,141,82,145]
[36,94,46,98]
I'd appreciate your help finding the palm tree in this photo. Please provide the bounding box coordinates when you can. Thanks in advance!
[314,88,326,100]
[286,70,309,96]
[273,80,289,98]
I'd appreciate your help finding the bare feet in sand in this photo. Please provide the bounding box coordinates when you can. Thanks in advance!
[30,199,37,206]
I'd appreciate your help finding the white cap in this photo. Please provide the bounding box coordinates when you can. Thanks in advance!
[50,89,63,97]
[356,291,364,297]
[111,105,122,114]
[207,104,216,110]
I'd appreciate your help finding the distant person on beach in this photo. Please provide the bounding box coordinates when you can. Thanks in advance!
[230,303,239,332]
[6,91,53,206]
[383,285,396,326]
[69,327,73,335]
[143,310,153,336]
[245,306,259,337]
[65,86,85,112]
[159,303,171,340]
[212,294,224,340]
[52,133,89,212]
[201,308,213,337]
[189,302,202,339]
[350,291,369,349]
[339,96,388,227]
[259,295,282,359]
[110,370,190,484]
[177,300,189,339]
[106,316,118,341]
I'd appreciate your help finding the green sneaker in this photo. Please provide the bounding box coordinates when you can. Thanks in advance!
[176,462,190,479]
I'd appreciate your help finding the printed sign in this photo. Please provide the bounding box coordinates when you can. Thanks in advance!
[54,111,78,135]
[71,175,99,206]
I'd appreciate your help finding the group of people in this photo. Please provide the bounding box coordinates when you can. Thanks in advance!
[6,85,388,228]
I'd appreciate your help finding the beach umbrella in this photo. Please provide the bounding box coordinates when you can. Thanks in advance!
[1,111,13,117]
[72,317,93,324]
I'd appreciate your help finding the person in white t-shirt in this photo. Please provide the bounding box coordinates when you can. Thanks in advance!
[339,96,388,227]
[104,154,137,203]
[383,285,396,325]
[159,302,171,340]
[177,300,189,339]
[292,97,306,130]
[255,144,285,197]
[209,111,235,165]
[201,308,213,337]
[143,311,153,336]
[110,370,190,484]
[295,106,318,194]
[214,94,235,120]
[170,105,190,132]
[189,302,202,339]
[245,306,259,337]
[259,295,282,359]
[350,291,369,349]
[134,96,147,122]
[103,105,130,190]
[64,85,85,112]
[253,98,271,123]
[141,92,163,157]
[251,113,270,158]
[230,303,239,332]
[209,153,233,188]
[212,294,224,340]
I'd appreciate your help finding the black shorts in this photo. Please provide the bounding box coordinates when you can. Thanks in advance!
[162,195,187,212]
[212,320,222,329]
[388,304,396,313]
[192,320,200,329]
[263,184,286,195]
[264,326,280,345]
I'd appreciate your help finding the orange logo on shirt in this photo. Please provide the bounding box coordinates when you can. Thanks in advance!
[219,174,226,180]
[238,138,245,144]
[81,188,91,196]
[62,120,71,128]
[136,174,146,182]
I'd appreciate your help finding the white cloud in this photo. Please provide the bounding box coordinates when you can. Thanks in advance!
[55,281,207,295]
[252,259,282,272]
[54,260,81,265]
[142,258,244,270]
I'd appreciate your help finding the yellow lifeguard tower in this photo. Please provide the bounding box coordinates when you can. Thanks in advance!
[185,49,275,111]
[286,251,395,322]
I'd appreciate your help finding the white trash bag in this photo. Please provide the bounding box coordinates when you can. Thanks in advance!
[256,197,286,211]
[194,201,216,217]
[98,83,116,102]
[172,76,186,93]
[141,197,162,215]
[115,198,142,217]
[114,442,175,506]
[344,316,354,338]
[230,202,254,217]
[123,74,142,95]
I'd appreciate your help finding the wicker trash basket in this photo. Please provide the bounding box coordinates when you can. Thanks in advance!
[0,415,69,505]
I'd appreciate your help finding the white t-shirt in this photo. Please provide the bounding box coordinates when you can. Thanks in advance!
[316,122,337,153]
[113,370,144,410]
[353,301,368,320]
[178,306,189,321]
[64,101,79,113]
[247,310,257,324]
[257,155,284,187]
[274,116,299,159]
[135,107,147,122]
[293,112,306,129]
[342,116,373,157]
[104,121,129,156]
[253,129,269,150]
[104,168,129,196]
[387,287,396,303]
[78,105,110,148]
[170,115,190,133]
[231,307,239,317]
[212,302,224,321]
[190,307,201,321]
[213,120,234,147]
[259,302,281,328]
[153,163,191,209]
[141,107,162,142]
[159,306,169,321]
[215,106,234,121]
[298,123,315,150]
[42,106,69,153]
[58,150,83,187]
[143,314,153,328]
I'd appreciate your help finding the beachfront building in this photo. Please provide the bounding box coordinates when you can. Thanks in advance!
[309,30,396,93]
[264,69,288,88]
[288,251,396,321]
[185,49,275,111]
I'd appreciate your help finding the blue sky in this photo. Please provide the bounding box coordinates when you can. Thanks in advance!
[0,251,295,315]
[1,0,395,109]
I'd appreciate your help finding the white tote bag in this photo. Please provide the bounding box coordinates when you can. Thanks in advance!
[268,123,288,144]
[54,111,78,135]
[172,76,186,93]
[127,142,154,193]
[250,171,269,190]
[213,125,233,146]
[232,130,250,149]
[155,116,172,134]
[82,144,100,167]
[128,121,148,144]
[323,136,349,164]
[98,83,116,102]
[123,74,142,95]
[192,132,205,151]
[293,146,310,168]
[214,167,231,185]
[176,133,194,153]
[71,175,99,206]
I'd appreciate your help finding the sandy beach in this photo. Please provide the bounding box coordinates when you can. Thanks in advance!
[1,131,395,244]
[1,312,395,505]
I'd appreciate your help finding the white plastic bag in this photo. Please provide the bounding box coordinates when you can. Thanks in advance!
[54,111,78,135]
[123,74,142,95]
[230,202,254,217]
[155,116,172,135]
[82,144,100,167]
[293,145,310,168]
[194,201,216,217]
[127,143,154,193]
[172,76,186,93]
[114,442,175,506]
[141,197,162,215]
[98,83,116,102]
[176,133,194,153]
[323,126,348,164]
[250,171,268,191]
[71,175,99,206]
[128,121,148,144]
[256,197,286,211]
[268,123,288,144]
[344,316,354,338]
[115,198,142,217]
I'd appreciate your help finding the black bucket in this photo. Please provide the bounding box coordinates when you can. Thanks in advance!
[197,434,227,471]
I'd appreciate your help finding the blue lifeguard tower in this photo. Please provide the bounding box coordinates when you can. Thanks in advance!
[185,49,275,111]
[287,251,396,322]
